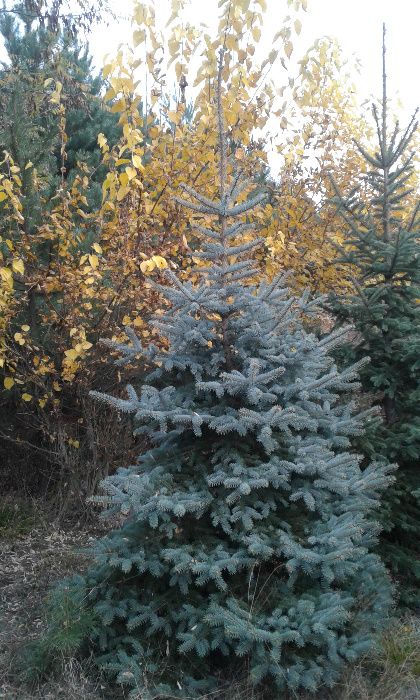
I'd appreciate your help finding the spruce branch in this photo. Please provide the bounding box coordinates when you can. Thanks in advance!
[407,199,420,232]
[173,195,218,215]
[179,183,223,211]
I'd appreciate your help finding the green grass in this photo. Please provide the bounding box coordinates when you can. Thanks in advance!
[0,500,37,539]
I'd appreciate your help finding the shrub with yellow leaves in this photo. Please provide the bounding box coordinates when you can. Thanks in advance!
[0,0,381,510]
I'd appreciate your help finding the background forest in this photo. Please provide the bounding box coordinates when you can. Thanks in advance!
[0,0,419,699]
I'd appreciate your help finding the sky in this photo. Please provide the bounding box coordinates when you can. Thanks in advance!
[0,0,418,150]
[0,0,418,112]
[87,0,420,116]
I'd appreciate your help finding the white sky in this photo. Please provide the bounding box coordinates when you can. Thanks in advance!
[0,0,418,163]
[88,0,419,116]
[0,0,417,112]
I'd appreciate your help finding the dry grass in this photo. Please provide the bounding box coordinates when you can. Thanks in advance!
[0,503,111,699]
[0,659,105,700]
[332,619,420,700]
[0,504,418,700]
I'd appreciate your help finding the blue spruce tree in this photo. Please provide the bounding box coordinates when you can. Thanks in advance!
[81,54,393,698]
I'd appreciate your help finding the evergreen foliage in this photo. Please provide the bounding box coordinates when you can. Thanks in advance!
[0,8,59,233]
[58,39,120,206]
[0,3,120,489]
[18,578,97,683]
[328,28,420,608]
[1,0,110,38]
[76,55,395,698]
[0,3,119,212]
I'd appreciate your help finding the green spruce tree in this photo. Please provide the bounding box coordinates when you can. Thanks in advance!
[0,3,119,212]
[63,42,119,170]
[78,55,393,698]
[0,7,59,232]
[0,2,120,498]
[328,27,420,608]
[1,0,110,37]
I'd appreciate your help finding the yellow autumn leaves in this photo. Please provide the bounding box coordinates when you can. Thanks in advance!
[140,255,168,275]
[0,0,391,419]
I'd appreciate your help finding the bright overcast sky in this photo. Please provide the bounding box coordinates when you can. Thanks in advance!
[0,0,417,119]
[88,0,419,116]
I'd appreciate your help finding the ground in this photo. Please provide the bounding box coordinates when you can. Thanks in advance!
[0,503,111,700]
[0,500,419,700]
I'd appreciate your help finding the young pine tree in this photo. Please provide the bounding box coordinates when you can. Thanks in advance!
[0,2,119,215]
[328,29,420,608]
[81,55,393,698]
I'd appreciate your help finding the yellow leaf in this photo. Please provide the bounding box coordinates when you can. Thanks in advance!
[12,258,24,275]
[0,192,7,202]
[294,19,302,34]
[38,398,47,408]
[151,255,168,270]
[25,161,33,170]
[22,393,32,402]
[21,324,30,332]
[125,166,137,181]
[104,87,116,102]
[133,28,146,46]
[122,315,131,325]
[132,154,144,171]
[102,63,114,78]
[225,35,237,51]
[167,110,181,125]
[53,381,62,391]
[98,133,107,149]
[64,349,78,360]
[88,254,99,269]
[0,267,13,288]
[140,259,155,274]
[4,377,14,389]
[111,98,126,113]
[225,110,237,126]
[116,186,129,201]
[92,243,102,254]
[285,41,293,59]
